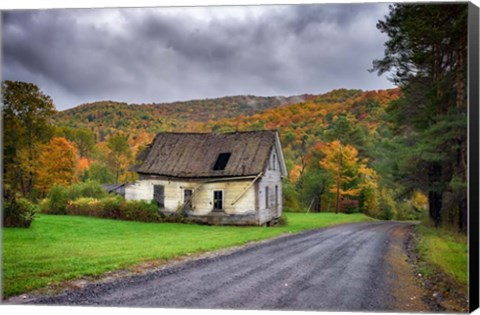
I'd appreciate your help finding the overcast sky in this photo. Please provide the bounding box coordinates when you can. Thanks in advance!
[2,3,395,110]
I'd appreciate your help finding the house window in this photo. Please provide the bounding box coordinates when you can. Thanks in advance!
[275,185,278,207]
[213,190,223,210]
[153,185,165,208]
[184,189,193,210]
[265,186,269,208]
[273,154,276,171]
[213,153,231,171]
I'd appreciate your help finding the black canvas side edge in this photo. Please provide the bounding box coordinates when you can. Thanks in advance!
[468,1,480,313]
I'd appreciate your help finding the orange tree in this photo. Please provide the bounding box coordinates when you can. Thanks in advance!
[35,137,79,194]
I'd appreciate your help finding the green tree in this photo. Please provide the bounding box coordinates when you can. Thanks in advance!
[371,4,468,231]
[55,127,96,158]
[80,162,115,184]
[296,143,330,212]
[3,81,55,197]
[324,114,365,149]
[73,128,96,158]
[107,135,132,183]
[299,166,329,213]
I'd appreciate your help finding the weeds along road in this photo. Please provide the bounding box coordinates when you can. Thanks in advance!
[33,221,413,311]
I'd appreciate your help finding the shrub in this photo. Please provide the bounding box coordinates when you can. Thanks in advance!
[41,182,109,215]
[340,199,359,214]
[379,189,396,220]
[41,185,69,214]
[66,198,105,217]
[67,181,108,200]
[161,210,188,223]
[3,197,36,228]
[101,196,125,219]
[277,213,288,226]
[123,200,160,222]
[39,181,162,223]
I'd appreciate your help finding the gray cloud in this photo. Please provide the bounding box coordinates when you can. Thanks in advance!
[2,4,394,110]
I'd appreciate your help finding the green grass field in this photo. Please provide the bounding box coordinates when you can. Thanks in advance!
[416,225,468,286]
[2,212,373,297]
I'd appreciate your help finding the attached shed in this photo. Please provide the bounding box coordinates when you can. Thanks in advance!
[125,130,288,226]
[102,183,126,197]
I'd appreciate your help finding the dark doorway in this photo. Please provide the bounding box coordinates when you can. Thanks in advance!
[153,185,165,208]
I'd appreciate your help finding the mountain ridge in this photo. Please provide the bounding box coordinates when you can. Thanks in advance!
[51,88,400,150]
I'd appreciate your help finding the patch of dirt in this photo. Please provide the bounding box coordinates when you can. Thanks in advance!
[386,225,431,312]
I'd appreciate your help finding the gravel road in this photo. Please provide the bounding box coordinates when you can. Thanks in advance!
[32,221,411,311]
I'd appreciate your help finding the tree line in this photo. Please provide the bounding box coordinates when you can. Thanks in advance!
[3,80,138,202]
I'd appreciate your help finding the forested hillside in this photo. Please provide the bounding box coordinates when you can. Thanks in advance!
[196,88,417,220]
[52,94,307,141]
[50,87,423,221]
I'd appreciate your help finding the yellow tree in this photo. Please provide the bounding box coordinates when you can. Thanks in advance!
[357,163,381,217]
[319,140,362,213]
[35,137,78,194]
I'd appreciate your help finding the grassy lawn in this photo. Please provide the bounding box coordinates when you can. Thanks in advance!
[2,212,372,297]
[416,225,468,286]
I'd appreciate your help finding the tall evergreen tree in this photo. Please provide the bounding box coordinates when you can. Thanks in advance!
[371,4,468,231]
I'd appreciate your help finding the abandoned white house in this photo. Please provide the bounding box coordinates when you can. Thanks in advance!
[125,130,287,225]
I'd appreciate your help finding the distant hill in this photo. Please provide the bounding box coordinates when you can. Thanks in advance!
[196,88,401,167]
[53,94,308,137]
[52,89,400,158]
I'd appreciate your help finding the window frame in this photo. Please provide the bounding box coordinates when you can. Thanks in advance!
[213,190,224,211]
[275,185,278,208]
[183,188,193,210]
[265,186,269,208]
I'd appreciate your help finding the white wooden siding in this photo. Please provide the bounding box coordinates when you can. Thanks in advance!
[126,178,256,215]
[257,146,283,225]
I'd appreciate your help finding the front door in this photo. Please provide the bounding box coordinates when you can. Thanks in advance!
[184,189,193,210]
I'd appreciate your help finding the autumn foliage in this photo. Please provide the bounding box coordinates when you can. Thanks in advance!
[5,80,423,222]
[35,137,78,194]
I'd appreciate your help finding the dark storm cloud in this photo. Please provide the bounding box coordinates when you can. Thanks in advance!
[2,4,394,110]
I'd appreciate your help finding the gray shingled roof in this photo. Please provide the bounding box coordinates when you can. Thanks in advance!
[134,131,277,178]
